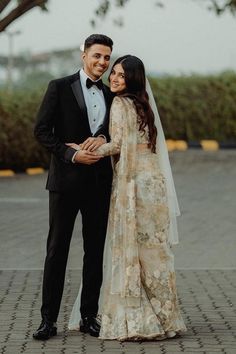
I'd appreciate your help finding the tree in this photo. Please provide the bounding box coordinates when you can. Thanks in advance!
[91,0,236,27]
[0,0,48,33]
[207,0,236,15]
[1,0,235,33]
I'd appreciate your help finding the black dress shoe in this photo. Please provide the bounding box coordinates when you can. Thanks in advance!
[33,320,57,340]
[79,316,100,337]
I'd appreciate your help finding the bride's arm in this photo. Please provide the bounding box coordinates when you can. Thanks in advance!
[96,96,124,157]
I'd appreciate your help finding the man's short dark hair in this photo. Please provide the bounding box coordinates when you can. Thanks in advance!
[84,34,113,51]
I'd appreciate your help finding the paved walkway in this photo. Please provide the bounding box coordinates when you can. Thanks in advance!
[0,151,236,353]
[0,269,235,354]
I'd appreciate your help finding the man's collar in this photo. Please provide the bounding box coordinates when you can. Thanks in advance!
[80,68,102,84]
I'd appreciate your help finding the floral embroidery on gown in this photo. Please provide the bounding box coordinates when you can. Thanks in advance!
[96,96,186,341]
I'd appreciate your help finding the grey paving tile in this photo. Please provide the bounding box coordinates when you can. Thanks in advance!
[0,269,235,353]
[1,151,236,353]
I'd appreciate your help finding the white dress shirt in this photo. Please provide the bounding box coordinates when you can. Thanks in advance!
[71,69,107,163]
[80,69,106,135]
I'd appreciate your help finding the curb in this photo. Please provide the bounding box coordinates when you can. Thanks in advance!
[0,140,236,177]
[0,169,15,177]
[26,167,45,175]
[0,167,45,178]
[166,139,236,151]
[166,140,236,151]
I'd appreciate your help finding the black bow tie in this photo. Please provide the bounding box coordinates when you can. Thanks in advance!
[86,78,103,90]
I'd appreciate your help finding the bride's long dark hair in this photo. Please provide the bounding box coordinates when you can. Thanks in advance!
[109,55,157,153]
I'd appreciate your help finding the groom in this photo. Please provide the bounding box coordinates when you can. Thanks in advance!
[33,34,113,340]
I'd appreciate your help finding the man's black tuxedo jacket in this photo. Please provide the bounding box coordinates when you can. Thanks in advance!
[34,71,113,192]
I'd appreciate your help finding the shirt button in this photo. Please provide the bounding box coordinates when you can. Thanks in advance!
[94,105,96,107]
[93,119,96,122]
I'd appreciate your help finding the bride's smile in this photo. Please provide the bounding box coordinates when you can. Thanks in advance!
[109,63,126,93]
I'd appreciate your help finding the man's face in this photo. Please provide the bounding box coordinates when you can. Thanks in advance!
[82,44,111,80]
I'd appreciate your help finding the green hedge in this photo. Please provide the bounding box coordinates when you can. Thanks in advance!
[0,72,236,170]
[149,71,236,141]
[0,89,50,170]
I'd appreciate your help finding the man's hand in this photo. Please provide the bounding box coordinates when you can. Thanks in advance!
[73,149,103,165]
[80,136,106,152]
[66,143,103,164]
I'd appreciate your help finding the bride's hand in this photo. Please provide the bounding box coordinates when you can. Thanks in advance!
[80,136,106,152]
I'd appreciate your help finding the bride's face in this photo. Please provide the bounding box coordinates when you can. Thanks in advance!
[109,64,126,93]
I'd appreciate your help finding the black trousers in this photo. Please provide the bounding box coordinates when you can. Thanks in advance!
[41,173,111,323]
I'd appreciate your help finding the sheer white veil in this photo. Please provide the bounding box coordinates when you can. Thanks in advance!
[68,281,82,329]
[146,78,180,245]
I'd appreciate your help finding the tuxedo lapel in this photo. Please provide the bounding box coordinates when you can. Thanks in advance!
[71,72,91,134]
[71,74,87,116]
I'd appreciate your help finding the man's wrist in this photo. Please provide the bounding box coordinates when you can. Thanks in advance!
[98,134,107,143]
[72,148,80,163]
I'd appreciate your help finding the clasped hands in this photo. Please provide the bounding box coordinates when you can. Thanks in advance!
[66,136,105,165]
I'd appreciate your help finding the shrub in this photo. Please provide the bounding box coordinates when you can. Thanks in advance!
[149,71,236,141]
[0,89,49,170]
[0,71,236,170]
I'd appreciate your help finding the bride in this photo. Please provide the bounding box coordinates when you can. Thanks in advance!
[69,55,187,340]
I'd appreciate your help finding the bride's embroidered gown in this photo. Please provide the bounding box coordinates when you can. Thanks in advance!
[95,96,186,340]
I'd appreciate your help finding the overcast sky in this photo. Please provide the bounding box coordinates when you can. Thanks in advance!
[1,0,236,74]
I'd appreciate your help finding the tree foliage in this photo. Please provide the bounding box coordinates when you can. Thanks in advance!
[207,0,236,15]
[0,0,235,33]
[0,0,48,33]
[91,0,236,26]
